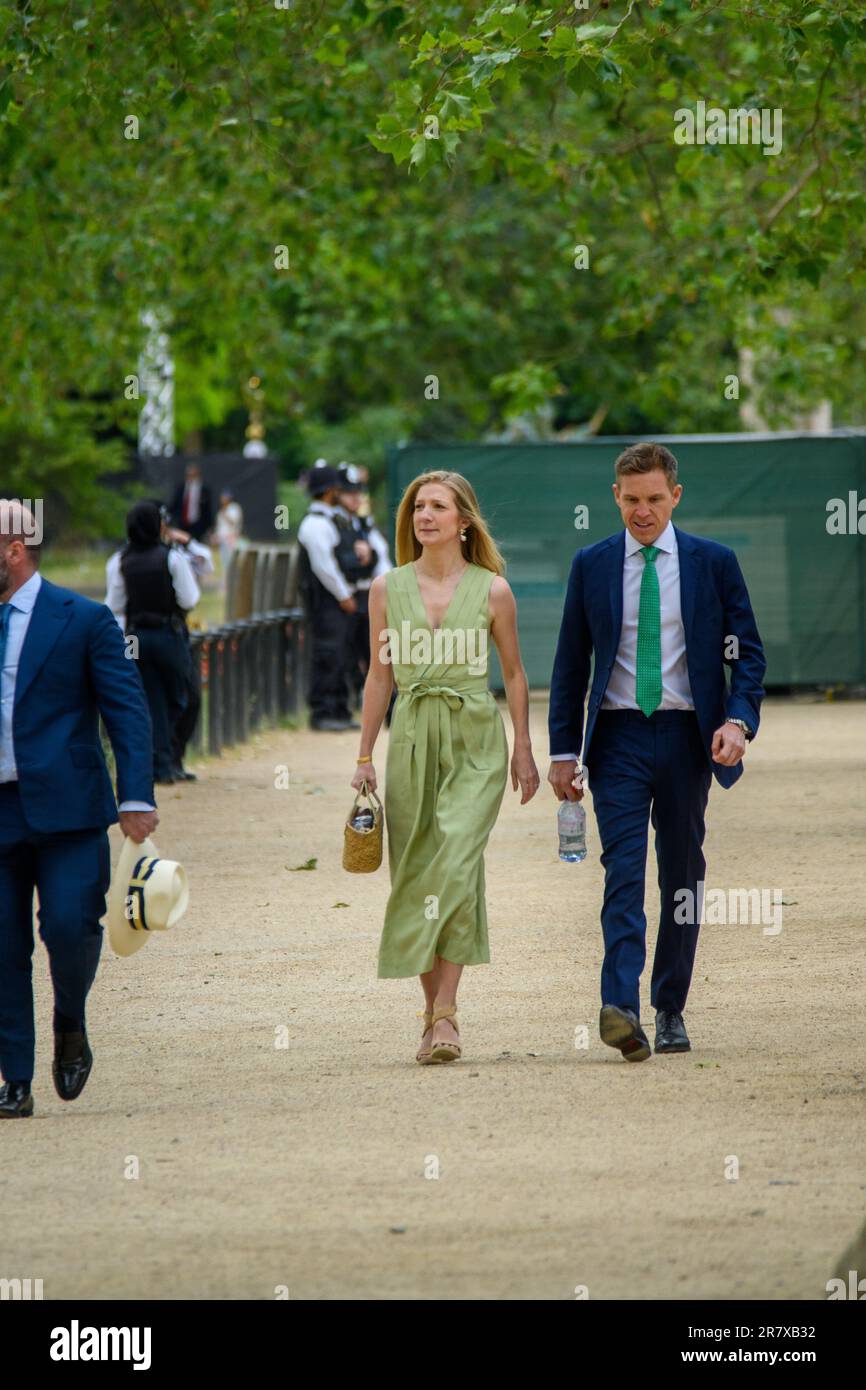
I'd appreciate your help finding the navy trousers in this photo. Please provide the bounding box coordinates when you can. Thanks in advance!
[0,783,109,1084]
[584,710,712,1018]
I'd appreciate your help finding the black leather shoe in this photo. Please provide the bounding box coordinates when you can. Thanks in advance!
[655,1010,691,1053]
[599,1005,651,1062]
[52,1031,93,1101]
[0,1083,33,1117]
[172,764,198,781]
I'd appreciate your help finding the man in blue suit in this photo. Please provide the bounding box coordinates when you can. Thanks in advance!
[0,500,158,1117]
[548,444,765,1062]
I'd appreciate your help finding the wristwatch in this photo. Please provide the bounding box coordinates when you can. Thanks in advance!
[725,717,754,741]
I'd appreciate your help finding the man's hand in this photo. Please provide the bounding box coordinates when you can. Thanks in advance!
[548,759,584,802]
[119,810,159,844]
[711,721,747,767]
[353,539,373,567]
[339,596,357,614]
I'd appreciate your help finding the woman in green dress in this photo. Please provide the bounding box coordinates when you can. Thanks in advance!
[351,471,539,1064]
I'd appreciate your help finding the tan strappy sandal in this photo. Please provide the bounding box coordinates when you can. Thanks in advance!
[416,1010,434,1065]
[430,1005,461,1063]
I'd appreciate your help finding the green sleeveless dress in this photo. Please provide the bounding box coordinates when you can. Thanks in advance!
[377,562,509,978]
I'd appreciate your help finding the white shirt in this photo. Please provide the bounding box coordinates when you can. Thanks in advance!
[179,537,215,579]
[552,521,693,761]
[368,523,392,580]
[0,571,42,782]
[104,546,201,630]
[181,480,202,525]
[297,502,353,603]
[603,521,694,711]
[0,570,152,811]
[215,501,243,544]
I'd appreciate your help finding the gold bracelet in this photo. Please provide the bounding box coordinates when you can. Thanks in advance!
[356,755,373,764]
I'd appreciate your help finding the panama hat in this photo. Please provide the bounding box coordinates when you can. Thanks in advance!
[106,835,189,957]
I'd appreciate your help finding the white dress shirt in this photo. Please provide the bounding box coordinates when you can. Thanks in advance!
[603,520,694,711]
[104,546,201,630]
[0,571,43,782]
[181,479,202,526]
[297,502,353,602]
[178,537,215,579]
[368,523,392,580]
[0,570,152,812]
[551,521,694,761]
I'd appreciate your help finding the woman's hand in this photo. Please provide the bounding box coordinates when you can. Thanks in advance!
[351,762,377,793]
[511,746,540,804]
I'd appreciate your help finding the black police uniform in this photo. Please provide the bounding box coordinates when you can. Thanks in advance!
[121,543,190,782]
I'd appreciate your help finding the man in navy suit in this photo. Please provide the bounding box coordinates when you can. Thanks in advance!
[548,444,765,1061]
[0,501,158,1117]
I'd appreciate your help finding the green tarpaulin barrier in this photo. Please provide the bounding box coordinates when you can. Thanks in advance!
[387,433,866,688]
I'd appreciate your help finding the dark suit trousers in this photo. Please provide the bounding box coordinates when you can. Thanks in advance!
[0,784,109,1083]
[584,710,712,1017]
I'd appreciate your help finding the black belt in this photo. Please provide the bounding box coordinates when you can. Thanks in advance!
[128,612,185,632]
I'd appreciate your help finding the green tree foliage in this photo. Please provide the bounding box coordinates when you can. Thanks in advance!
[0,1,863,524]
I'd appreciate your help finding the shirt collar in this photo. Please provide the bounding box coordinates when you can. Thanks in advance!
[7,570,42,613]
[625,520,676,557]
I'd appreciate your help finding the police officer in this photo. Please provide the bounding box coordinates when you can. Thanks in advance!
[335,463,391,707]
[296,465,360,732]
[105,500,200,783]
[162,514,214,781]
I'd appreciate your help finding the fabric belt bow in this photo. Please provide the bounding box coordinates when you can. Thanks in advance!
[402,679,487,764]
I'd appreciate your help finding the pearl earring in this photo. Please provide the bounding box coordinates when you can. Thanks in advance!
[460,529,467,542]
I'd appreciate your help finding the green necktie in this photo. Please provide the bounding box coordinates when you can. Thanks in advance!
[635,545,662,717]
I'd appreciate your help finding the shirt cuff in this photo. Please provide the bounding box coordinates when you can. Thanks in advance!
[550,753,579,762]
[118,801,156,813]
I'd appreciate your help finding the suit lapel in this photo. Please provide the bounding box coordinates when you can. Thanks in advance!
[604,532,625,658]
[15,580,74,706]
[674,526,698,646]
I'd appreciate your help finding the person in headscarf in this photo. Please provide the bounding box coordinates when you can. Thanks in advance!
[104,501,200,784]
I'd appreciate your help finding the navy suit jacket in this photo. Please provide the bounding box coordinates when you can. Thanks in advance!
[11,579,155,831]
[548,527,766,789]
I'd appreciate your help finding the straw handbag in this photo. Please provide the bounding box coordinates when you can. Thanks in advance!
[342,781,384,873]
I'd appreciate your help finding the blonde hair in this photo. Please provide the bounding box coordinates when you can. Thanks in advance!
[394,471,505,574]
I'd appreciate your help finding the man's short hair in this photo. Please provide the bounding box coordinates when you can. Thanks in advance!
[614,442,678,488]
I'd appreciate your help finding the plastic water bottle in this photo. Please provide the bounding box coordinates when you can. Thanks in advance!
[558,799,586,862]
